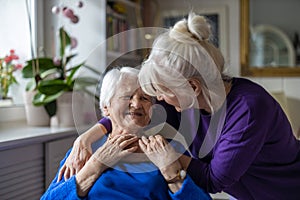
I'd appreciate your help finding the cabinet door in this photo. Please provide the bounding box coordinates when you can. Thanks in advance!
[44,136,76,189]
[0,144,44,200]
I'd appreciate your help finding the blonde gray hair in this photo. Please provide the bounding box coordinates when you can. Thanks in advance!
[139,12,229,113]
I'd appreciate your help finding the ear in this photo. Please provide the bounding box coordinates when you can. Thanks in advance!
[188,78,202,96]
[102,106,110,116]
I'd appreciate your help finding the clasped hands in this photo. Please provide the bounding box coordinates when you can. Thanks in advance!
[57,134,181,182]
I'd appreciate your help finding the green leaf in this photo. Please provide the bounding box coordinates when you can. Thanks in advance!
[44,101,57,117]
[33,90,64,106]
[37,79,68,95]
[40,68,59,79]
[59,27,71,57]
[66,62,85,85]
[22,58,57,78]
[65,54,77,65]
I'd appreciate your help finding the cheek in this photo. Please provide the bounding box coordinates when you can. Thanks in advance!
[164,96,179,106]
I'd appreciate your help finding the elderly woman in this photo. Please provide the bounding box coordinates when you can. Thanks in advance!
[41,67,211,200]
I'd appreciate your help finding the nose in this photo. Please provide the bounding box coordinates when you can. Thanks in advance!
[130,95,142,108]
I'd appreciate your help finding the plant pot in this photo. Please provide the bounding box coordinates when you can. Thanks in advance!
[56,91,84,127]
[0,97,14,107]
[23,91,51,126]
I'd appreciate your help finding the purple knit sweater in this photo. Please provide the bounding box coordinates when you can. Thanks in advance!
[184,77,300,199]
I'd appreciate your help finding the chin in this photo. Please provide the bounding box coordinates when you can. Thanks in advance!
[133,121,148,127]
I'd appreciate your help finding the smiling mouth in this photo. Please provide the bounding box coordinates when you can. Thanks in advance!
[125,110,144,118]
[129,112,143,117]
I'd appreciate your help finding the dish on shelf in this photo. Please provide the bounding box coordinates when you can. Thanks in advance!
[250,24,295,67]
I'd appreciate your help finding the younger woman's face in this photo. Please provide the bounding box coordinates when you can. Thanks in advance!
[155,85,196,112]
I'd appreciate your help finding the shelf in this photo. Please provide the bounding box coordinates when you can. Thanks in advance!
[106,0,143,67]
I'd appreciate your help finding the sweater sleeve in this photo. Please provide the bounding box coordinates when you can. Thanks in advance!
[169,175,212,200]
[40,149,85,200]
[98,117,112,133]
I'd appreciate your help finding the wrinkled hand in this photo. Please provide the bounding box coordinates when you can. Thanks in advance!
[92,134,139,168]
[57,137,92,182]
[139,135,181,170]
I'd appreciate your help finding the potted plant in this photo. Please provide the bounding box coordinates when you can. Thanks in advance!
[22,27,101,126]
[0,49,23,106]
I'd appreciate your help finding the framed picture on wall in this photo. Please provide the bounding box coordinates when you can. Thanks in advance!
[161,6,229,59]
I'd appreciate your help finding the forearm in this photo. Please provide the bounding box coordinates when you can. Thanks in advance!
[75,156,107,197]
[78,123,106,146]
[160,161,184,193]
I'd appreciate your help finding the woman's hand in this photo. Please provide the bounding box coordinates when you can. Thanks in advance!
[92,134,139,167]
[76,134,139,197]
[139,135,187,193]
[57,123,107,182]
[57,136,93,182]
[139,135,180,169]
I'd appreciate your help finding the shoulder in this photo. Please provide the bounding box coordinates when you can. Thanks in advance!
[227,77,277,112]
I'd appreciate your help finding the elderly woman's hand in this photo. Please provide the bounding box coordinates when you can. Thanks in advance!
[92,134,139,167]
[57,136,93,182]
[75,134,139,197]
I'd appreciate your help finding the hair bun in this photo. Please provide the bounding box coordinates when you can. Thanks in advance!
[169,20,194,41]
[187,12,211,41]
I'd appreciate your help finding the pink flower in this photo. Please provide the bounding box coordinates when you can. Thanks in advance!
[14,64,23,70]
[4,56,12,63]
[63,8,74,19]
[71,15,79,24]
[0,49,23,99]
[71,37,78,48]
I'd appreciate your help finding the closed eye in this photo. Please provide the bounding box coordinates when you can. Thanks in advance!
[120,96,131,100]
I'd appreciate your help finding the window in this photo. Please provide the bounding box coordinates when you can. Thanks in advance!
[0,0,37,106]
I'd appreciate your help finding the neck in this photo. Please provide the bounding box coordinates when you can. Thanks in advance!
[111,124,143,137]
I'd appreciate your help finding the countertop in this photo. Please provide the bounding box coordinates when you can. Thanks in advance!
[0,120,90,150]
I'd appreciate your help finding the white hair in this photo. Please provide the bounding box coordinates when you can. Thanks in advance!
[139,12,229,113]
[99,67,139,114]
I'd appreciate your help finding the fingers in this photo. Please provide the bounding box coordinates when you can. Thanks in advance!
[64,167,70,181]
[119,136,139,149]
[57,165,66,182]
[108,134,138,149]
[140,135,167,152]
[138,138,147,152]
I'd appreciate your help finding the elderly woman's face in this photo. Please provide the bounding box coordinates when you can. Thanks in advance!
[107,76,153,132]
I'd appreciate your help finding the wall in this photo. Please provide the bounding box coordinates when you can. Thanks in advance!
[43,0,106,73]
